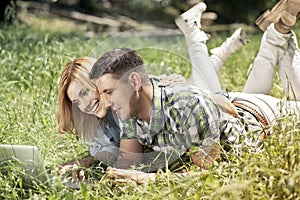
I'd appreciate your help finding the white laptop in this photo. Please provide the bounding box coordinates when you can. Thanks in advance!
[0,144,50,184]
[0,144,93,189]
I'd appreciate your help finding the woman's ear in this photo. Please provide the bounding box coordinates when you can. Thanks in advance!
[129,72,142,91]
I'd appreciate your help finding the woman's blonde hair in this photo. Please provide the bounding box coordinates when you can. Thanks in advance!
[57,57,103,142]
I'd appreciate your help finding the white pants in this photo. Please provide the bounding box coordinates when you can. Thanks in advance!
[243,23,300,101]
[228,92,299,125]
[186,41,223,93]
[185,24,300,123]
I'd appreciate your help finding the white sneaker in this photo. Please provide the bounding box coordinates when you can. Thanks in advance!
[210,28,250,62]
[175,2,209,42]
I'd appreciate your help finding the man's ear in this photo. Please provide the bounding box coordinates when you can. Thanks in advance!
[129,72,142,91]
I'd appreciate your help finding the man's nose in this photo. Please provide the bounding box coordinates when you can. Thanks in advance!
[104,95,112,108]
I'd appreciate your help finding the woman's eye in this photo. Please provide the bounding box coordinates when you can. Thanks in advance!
[83,89,89,96]
[73,100,80,106]
[80,88,89,96]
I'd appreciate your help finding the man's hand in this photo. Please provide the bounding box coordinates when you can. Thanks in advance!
[211,94,238,117]
[57,156,94,182]
[158,73,186,87]
[190,143,220,170]
[106,167,156,184]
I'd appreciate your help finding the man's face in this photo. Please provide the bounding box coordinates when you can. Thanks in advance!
[97,74,135,121]
[67,79,108,118]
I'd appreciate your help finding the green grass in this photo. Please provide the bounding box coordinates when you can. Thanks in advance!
[0,20,299,199]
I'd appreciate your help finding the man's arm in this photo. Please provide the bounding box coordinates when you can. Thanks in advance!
[179,94,222,170]
[190,143,220,170]
[211,93,238,117]
[115,138,144,168]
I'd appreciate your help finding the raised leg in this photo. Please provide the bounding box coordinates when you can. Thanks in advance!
[186,42,221,92]
[243,23,292,94]
[278,32,300,100]
[210,28,250,65]
[175,2,222,92]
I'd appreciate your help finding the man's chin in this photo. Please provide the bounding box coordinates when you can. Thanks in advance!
[119,114,131,122]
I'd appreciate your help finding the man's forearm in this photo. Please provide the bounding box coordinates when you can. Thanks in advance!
[78,156,95,167]
[115,139,144,168]
[115,151,143,169]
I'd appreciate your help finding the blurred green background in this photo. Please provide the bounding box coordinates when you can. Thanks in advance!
[2,0,278,26]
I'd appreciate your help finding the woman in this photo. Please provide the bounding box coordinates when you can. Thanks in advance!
[57,57,120,182]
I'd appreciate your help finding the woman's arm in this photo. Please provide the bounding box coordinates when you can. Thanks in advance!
[57,156,95,182]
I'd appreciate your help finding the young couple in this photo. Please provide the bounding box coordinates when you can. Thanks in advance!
[57,1,300,181]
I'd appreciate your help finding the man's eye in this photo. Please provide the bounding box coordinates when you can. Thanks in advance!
[106,90,113,95]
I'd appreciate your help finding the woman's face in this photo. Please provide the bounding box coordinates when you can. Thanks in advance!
[67,79,108,118]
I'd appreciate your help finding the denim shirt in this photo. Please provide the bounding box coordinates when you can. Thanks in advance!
[90,109,121,157]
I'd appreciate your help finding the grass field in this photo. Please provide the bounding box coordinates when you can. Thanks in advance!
[0,17,299,199]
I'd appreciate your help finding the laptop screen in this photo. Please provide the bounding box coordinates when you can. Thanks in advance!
[0,144,49,183]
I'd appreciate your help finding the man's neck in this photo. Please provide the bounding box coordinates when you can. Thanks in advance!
[134,84,153,123]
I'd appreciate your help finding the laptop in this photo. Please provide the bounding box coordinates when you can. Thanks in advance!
[0,144,93,189]
[0,144,50,183]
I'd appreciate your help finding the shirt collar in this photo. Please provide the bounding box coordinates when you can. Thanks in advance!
[149,79,165,133]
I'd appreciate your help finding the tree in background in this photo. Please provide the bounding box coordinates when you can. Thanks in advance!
[102,0,279,24]
[21,0,279,25]
[0,0,16,22]
[205,0,278,24]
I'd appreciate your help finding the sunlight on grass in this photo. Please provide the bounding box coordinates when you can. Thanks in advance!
[0,18,299,199]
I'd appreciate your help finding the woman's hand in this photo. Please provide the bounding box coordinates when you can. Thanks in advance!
[57,156,94,182]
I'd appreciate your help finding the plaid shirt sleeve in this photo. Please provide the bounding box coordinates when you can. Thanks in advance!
[169,92,221,151]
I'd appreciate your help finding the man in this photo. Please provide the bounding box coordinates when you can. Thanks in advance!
[90,47,226,170]
[89,0,300,172]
